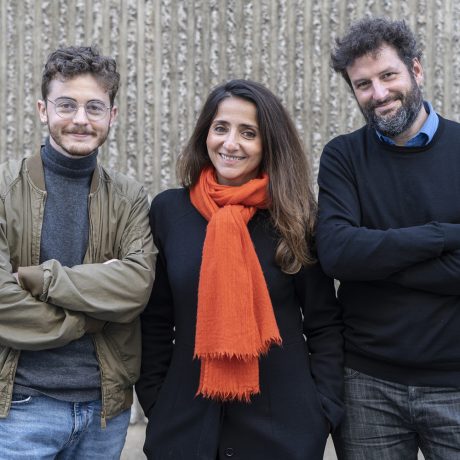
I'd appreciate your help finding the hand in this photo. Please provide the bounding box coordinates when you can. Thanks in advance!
[85,316,106,334]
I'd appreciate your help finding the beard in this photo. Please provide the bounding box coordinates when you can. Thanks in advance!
[48,123,111,157]
[360,77,424,138]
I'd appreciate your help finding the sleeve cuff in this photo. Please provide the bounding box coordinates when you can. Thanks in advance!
[441,223,460,252]
[85,316,106,334]
[18,266,45,298]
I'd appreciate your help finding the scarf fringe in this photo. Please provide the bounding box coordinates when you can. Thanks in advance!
[197,387,259,402]
[194,337,283,362]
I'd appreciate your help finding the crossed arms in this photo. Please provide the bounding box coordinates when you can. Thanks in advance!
[317,143,460,295]
[0,188,155,351]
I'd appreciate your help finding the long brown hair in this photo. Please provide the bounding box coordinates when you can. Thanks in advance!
[177,79,317,273]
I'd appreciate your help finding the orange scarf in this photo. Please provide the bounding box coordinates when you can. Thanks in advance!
[190,167,282,402]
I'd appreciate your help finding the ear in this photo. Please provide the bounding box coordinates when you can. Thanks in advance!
[109,105,118,127]
[37,100,48,123]
[412,58,424,86]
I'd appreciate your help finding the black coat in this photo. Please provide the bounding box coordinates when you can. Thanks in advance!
[136,189,344,460]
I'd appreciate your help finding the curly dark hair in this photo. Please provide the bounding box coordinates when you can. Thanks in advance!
[177,79,317,273]
[41,45,120,105]
[332,17,422,89]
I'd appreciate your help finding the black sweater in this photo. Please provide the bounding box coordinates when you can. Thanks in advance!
[317,116,460,386]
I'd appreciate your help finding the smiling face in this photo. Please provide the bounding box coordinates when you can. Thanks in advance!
[347,44,425,142]
[37,73,118,158]
[206,96,263,187]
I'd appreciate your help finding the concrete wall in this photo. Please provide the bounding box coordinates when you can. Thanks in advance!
[1,0,459,195]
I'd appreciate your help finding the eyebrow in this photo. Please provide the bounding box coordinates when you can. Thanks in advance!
[212,119,259,130]
[54,96,106,103]
[351,66,401,85]
[53,96,78,101]
[351,78,370,86]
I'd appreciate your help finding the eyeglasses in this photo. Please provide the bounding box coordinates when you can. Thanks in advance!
[46,98,111,121]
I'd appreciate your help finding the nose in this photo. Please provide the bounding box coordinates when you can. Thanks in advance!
[223,132,239,152]
[372,81,389,101]
[72,105,90,124]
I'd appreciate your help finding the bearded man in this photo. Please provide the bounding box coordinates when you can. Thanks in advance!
[317,17,460,460]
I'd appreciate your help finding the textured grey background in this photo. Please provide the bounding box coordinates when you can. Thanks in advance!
[1,0,459,196]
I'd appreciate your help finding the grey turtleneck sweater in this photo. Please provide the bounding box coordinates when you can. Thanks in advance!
[14,138,101,402]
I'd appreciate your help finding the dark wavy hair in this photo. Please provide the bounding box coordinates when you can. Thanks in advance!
[177,79,317,273]
[41,45,120,105]
[332,17,422,88]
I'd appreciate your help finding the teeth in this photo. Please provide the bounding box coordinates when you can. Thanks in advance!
[221,153,244,161]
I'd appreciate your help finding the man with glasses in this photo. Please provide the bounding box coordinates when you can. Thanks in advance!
[0,45,155,458]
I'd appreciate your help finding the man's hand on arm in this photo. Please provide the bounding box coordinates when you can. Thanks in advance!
[388,249,460,295]
[16,265,107,336]
[16,187,155,324]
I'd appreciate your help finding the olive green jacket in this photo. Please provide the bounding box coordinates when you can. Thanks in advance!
[0,152,155,425]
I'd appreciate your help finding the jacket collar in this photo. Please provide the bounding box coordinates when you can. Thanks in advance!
[27,150,100,194]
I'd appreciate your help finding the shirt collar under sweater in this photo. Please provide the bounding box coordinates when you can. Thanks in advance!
[376,101,439,147]
[41,137,98,179]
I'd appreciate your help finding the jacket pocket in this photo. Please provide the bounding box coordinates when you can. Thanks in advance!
[98,320,141,385]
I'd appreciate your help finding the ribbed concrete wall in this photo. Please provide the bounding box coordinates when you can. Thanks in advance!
[1,0,459,196]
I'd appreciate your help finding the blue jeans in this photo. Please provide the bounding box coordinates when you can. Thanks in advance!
[0,392,130,459]
[333,368,460,460]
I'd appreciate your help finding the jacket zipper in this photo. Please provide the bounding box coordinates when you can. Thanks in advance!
[92,335,107,429]
[87,193,106,428]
